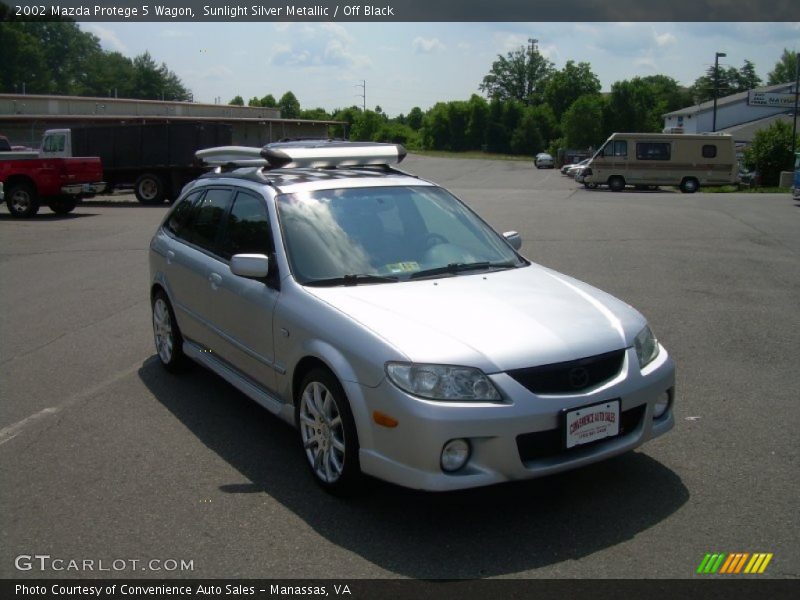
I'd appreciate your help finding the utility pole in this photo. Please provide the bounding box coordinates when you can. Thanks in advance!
[712,51,726,132]
[356,80,366,112]
[791,51,799,168]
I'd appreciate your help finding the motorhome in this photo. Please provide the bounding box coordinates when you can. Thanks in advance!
[581,133,739,193]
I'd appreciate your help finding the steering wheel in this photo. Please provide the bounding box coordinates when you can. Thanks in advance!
[424,233,449,249]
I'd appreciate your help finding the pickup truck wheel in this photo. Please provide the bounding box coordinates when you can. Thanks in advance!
[134,173,166,205]
[48,197,78,215]
[6,182,40,218]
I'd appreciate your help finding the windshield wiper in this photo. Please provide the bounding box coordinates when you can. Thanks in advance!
[409,261,517,280]
[305,273,399,287]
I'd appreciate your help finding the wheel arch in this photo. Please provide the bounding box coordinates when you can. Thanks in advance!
[4,174,38,193]
[289,342,377,450]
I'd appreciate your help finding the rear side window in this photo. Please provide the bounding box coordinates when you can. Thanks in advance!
[182,188,233,253]
[702,144,717,158]
[636,142,671,161]
[165,190,203,237]
[219,191,272,260]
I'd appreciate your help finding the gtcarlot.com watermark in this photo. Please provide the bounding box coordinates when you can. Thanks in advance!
[15,554,194,573]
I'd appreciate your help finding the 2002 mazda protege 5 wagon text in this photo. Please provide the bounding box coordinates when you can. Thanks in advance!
[148,141,675,494]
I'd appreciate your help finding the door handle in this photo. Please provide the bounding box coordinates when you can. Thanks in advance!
[166,250,175,264]
[208,272,223,289]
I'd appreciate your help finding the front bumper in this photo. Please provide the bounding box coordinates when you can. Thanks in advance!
[355,346,675,491]
[61,182,107,196]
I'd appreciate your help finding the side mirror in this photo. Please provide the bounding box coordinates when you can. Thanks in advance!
[503,231,522,251]
[230,253,270,279]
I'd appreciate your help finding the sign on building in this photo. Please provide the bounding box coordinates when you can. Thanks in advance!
[747,91,796,108]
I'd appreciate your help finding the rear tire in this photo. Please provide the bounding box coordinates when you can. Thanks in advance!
[6,182,39,218]
[296,368,362,495]
[680,178,699,194]
[48,196,78,215]
[135,173,166,204]
[608,176,626,192]
[151,290,188,372]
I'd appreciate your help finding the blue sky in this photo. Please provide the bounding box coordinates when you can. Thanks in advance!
[82,22,799,115]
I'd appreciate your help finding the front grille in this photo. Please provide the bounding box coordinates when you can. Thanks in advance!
[516,404,645,462]
[507,349,626,395]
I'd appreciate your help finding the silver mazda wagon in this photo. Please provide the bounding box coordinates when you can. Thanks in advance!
[149,141,675,494]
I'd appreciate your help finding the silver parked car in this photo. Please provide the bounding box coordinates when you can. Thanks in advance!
[149,141,675,494]
[534,152,554,169]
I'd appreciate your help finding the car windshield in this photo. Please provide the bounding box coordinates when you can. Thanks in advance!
[277,185,525,285]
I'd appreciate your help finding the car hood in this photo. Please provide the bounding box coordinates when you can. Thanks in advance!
[304,264,646,372]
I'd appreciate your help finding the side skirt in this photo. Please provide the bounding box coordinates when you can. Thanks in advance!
[184,340,295,426]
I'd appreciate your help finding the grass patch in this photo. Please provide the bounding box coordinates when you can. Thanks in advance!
[410,150,532,162]
[700,185,792,193]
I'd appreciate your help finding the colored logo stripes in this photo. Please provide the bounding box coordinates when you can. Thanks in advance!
[697,553,773,574]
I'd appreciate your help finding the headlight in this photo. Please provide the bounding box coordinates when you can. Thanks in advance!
[385,362,501,401]
[634,325,659,369]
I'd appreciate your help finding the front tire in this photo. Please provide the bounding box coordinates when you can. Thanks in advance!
[296,368,362,495]
[6,182,39,218]
[151,290,188,372]
[135,173,166,204]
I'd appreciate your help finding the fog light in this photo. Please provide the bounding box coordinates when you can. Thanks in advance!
[440,439,470,472]
[653,392,670,419]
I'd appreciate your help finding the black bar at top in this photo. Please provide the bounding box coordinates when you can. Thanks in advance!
[1,0,798,22]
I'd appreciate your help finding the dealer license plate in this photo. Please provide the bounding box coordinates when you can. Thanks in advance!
[564,400,620,449]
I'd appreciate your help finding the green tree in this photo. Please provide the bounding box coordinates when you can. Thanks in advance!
[562,95,605,150]
[543,60,601,119]
[479,38,554,105]
[82,51,136,97]
[247,96,262,107]
[330,106,361,139]
[529,104,560,147]
[744,120,798,186]
[691,61,762,103]
[300,107,331,121]
[420,103,450,150]
[767,49,799,85]
[485,99,509,153]
[465,95,489,150]
[260,94,277,108]
[229,95,245,106]
[350,109,385,141]
[737,59,762,90]
[510,107,544,155]
[0,23,52,94]
[407,107,424,130]
[604,78,668,134]
[278,91,301,119]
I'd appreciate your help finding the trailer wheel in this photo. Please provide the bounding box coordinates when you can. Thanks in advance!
[134,173,166,204]
[48,196,78,215]
[6,182,40,218]
[608,176,626,192]
[680,177,699,194]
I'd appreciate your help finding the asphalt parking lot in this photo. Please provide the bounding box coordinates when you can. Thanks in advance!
[1,155,798,580]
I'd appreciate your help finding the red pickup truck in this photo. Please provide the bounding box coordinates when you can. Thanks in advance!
[1,136,105,218]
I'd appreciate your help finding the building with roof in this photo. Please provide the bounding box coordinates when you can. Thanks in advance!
[662,82,797,144]
[0,93,345,148]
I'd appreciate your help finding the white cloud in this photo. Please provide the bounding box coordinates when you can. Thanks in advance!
[654,31,677,47]
[269,24,371,69]
[87,25,128,53]
[412,37,446,54]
